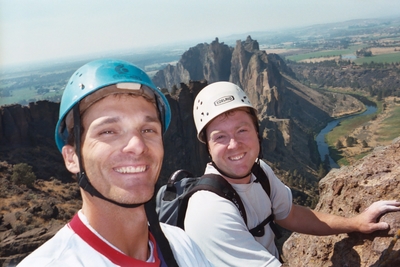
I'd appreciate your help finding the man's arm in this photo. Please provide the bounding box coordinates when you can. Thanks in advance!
[276,200,400,235]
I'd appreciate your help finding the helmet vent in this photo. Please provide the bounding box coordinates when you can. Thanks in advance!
[79,84,85,90]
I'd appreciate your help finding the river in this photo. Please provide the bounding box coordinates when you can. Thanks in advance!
[315,105,377,168]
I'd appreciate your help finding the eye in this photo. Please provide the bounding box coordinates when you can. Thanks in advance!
[142,129,155,134]
[100,130,115,135]
[214,134,227,141]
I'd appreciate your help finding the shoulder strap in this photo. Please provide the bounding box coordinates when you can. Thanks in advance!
[250,161,282,239]
[176,173,248,229]
[251,161,271,197]
[145,199,179,267]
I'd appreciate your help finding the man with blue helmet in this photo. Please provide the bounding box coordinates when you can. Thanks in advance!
[18,59,212,267]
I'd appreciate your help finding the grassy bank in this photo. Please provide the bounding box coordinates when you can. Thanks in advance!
[376,105,400,142]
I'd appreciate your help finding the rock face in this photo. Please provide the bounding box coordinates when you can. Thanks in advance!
[282,138,400,267]
[0,101,70,181]
[0,101,58,148]
[153,37,232,89]
[160,81,210,183]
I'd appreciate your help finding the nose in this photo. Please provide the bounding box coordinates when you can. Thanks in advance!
[122,134,147,155]
[227,137,239,149]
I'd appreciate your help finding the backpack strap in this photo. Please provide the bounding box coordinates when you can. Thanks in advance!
[145,199,179,267]
[251,162,271,197]
[251,161,282,239]
[176,174,248,229]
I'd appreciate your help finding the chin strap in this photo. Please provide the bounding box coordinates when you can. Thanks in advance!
[211,161,251,179]
[72,105,144,209]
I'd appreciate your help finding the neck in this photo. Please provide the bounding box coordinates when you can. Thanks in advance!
[223,174,251,184]
[211,161,252,184]
[81,193,150,261]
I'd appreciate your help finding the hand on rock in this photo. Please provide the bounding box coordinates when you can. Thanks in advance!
[356,200,400,233]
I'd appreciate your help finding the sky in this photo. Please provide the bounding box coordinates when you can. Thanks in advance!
[1,0,400,68]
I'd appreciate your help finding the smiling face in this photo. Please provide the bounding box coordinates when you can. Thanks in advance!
[205,108,260,184]
[67,93,164,205]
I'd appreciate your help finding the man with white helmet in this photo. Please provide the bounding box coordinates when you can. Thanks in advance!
[17,59,213,267]
[185,81,400,266]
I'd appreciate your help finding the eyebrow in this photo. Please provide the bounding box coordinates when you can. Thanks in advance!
[91,115,160,129]
[144,115,160,124]
[93,117,121,128]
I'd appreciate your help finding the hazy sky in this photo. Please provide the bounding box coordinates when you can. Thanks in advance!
[1,0,400,67]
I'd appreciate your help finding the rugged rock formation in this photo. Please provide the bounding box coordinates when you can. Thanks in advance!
[0,101,58,148]
[282,138,400,267]
[160,81,210,183]
[0,101,69,182]
[153,37,232,89]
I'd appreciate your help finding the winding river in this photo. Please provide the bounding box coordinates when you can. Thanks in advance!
[315,105,377,168]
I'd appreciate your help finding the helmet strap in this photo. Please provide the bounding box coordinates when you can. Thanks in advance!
[72,105,144,208]
[211,161,252,179]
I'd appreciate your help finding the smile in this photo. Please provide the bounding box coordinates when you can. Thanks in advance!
[229,153,245,161]
[114,166,147,173]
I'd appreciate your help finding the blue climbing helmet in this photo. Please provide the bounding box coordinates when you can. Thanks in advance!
[55,59,171,152]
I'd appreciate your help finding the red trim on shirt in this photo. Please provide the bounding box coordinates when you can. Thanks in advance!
[68,214,160,266]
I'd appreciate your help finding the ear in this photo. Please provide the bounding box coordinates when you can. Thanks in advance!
[62,145,80,174]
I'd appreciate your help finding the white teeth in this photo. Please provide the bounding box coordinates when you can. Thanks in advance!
[115,166,146,173]
[230,154,244,161]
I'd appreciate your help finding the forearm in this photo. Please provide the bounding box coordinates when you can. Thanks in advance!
[280,200,400,235]
[277,204,358,235]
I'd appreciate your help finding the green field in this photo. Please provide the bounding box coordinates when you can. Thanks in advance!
[0,87,61,106]
[285,45,365,62]
[376,105,400,142]
[354,52,400,64]
[285,44,400,64]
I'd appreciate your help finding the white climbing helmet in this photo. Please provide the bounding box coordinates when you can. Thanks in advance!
[193,81,256,143]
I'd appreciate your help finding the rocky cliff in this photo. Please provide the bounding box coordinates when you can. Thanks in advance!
[282,138,400,267]
[160,81,210,182]
[153,37,232,89]
[0,101,70,181]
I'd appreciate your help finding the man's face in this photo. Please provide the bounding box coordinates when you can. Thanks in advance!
[79,94,163,204]
[206,109,259,182]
